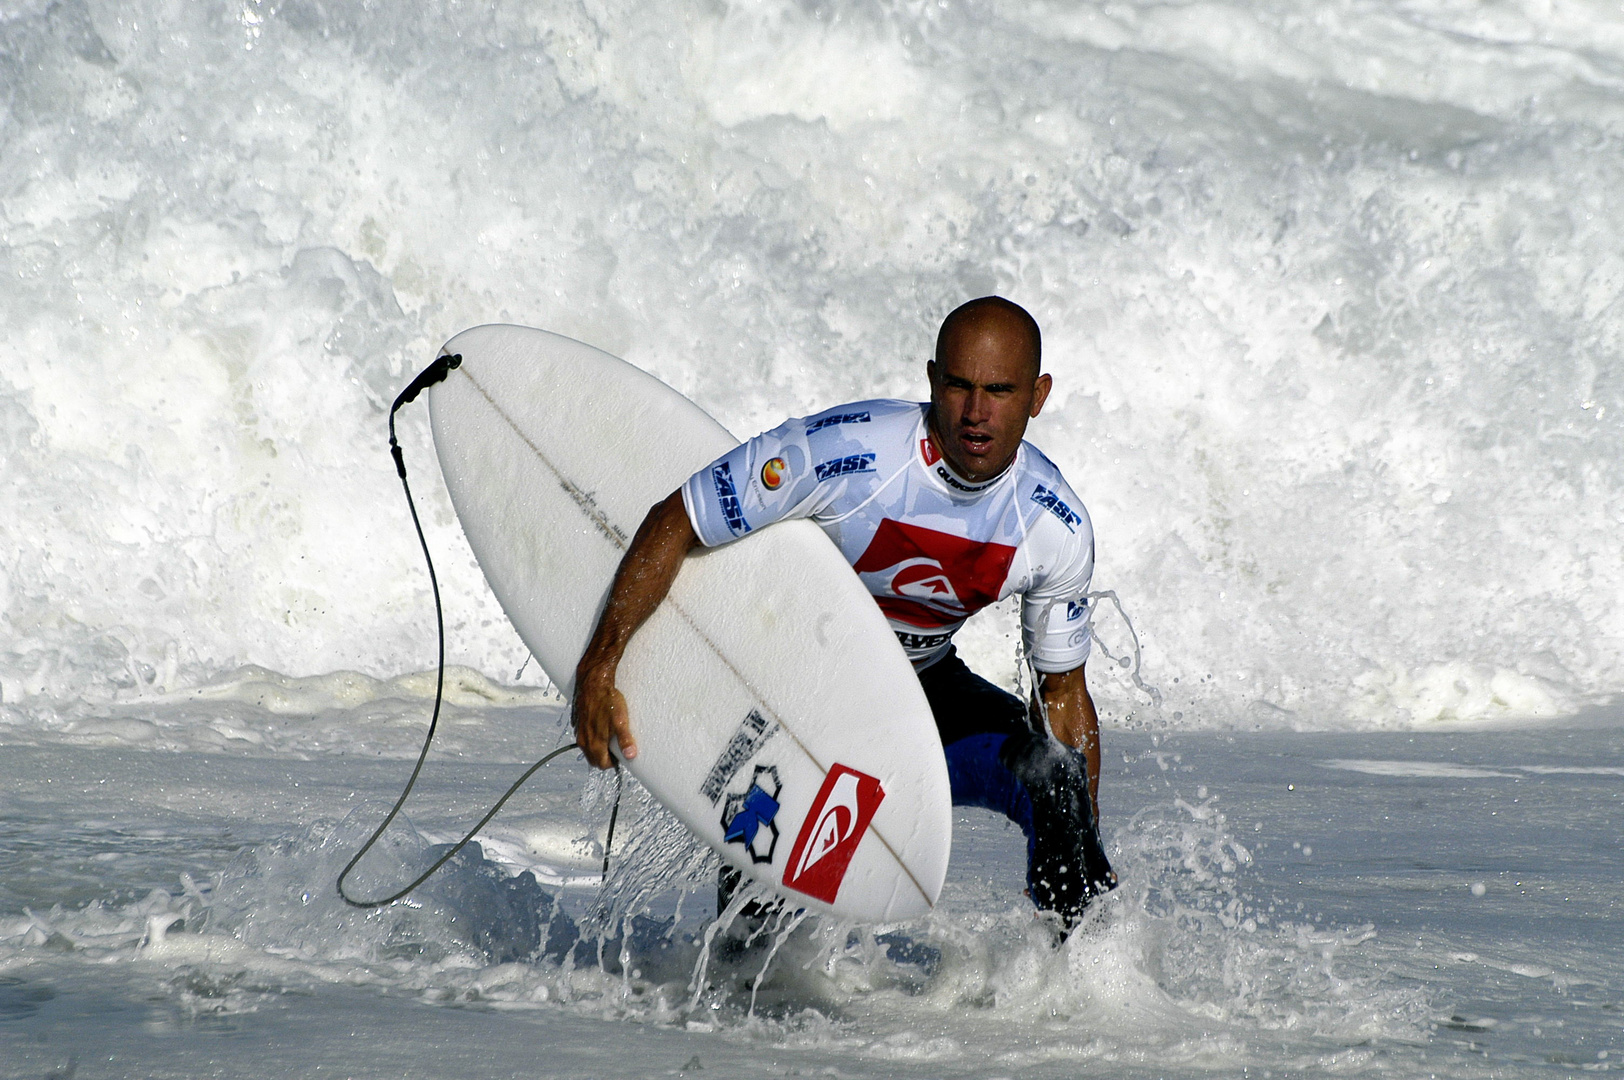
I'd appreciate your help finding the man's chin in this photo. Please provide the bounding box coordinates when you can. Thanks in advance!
[950,449,1006,480]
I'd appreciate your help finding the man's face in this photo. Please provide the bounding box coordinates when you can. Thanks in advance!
[927,326,1052,483]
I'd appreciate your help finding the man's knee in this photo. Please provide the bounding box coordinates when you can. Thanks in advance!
[999,730,1116,922]
[999,730,1093,828]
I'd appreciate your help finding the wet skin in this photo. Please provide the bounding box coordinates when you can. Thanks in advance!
[924,319,1053,484]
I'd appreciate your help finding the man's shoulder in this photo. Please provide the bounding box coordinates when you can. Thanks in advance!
[801,398,921,435]
[785,400,919,490]
[1015,441,1077,494]
[1015,444,1092,540]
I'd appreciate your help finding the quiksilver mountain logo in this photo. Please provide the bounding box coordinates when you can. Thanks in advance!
[781,764,885,904]
[851,519,1017,628]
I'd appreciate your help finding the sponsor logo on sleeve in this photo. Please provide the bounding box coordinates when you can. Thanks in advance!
[805,411,871,435]
[760,456,787,490]
[721,764,781,864]
[1066,599,1088,621]
[1031,484,1083,532]
[814,452,877,482]
[711,461,752,536]
[700,709,779,804]
[781,764,885,904]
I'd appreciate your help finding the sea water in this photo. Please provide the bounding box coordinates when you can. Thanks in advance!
[1,1,1620,1076]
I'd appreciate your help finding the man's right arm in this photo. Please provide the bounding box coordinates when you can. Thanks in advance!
[573,408,833,767]
[571,488,699,768]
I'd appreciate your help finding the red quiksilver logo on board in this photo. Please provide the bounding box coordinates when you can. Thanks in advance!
[781,765,885,904]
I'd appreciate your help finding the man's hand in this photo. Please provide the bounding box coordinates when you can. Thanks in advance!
[572,663,634,769]
[1035,662,1101,818]
[570,490,700,769]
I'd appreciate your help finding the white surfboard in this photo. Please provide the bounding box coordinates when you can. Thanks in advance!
[427,325,951,921]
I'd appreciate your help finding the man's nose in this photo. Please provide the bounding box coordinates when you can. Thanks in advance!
[962,388,992,423]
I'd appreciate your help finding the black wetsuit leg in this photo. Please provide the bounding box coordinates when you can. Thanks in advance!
[917,648,1116,925]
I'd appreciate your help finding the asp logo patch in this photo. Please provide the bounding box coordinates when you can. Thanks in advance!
[1031,484,1083,532]
[711,462,751,536]
[760,456,788,490]
[781,764,885,904]
[814,453,876,482]
[806,411,871,435]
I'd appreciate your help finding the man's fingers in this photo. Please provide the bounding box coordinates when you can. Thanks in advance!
[569,681,633,770]
[571,693,616,770]
[573,714,605,768]
[609,687,637,761]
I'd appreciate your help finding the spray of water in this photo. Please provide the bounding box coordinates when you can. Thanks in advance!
[79,770,1414,1065]
[3,0,1619,730]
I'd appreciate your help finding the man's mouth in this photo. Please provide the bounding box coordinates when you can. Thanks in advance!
[959,429,993,453]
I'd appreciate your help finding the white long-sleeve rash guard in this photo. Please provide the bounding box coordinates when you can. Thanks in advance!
[681,399,1096,673]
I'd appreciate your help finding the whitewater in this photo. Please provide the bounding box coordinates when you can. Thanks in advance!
[1,1,1620,1076]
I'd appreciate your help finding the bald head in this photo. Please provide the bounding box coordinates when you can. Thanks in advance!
[926,296,1052,483]
[935,296,1042,379]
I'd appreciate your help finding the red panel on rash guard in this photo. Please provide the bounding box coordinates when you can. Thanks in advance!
[853,519,1017,628]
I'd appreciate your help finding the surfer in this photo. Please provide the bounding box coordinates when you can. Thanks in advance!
[573,296,1116,926]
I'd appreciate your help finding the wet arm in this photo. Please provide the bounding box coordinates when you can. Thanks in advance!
[571,489,700,768]
[1035,663,1101,815]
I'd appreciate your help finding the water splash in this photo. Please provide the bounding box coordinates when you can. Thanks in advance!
[0,761,1429,1070]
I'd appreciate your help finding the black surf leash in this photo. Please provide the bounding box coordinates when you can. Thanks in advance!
[337,352,622,909]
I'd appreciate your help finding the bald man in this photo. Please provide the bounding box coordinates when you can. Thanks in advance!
[573,296,1116,928]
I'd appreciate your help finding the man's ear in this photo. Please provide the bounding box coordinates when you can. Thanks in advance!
[1030,372,1054,417]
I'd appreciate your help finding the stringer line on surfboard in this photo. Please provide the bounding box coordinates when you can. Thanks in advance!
[452,361,933,909]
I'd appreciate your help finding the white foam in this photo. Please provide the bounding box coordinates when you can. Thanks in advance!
[1317,759,1521,780]
[1,0,1620,733]
[1320,759,1624,779]
[1517,765,1624,777]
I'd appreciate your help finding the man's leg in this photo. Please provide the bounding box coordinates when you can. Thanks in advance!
[918,649,1116,926]
[716,864,780,924]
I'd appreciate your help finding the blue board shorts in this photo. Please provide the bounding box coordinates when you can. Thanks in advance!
[918,648,1117,923]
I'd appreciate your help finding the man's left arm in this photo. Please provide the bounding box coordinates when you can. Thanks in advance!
[1035,663,1100,818]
